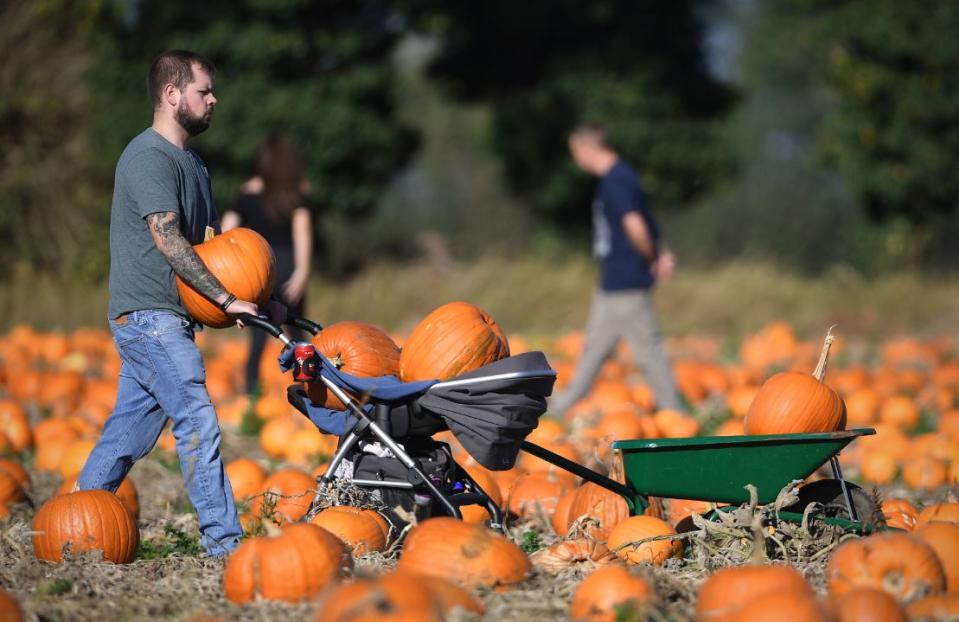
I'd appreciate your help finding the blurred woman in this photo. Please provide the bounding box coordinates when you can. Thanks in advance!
[220,132,313,395]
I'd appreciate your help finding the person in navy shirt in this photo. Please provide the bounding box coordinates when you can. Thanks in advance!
[550,123,683,417]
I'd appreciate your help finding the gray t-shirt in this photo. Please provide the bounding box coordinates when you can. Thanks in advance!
[107,128,218,320]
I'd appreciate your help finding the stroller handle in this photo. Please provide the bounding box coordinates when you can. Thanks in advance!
[239,314,293,347]
[240,314,323,344]
[286,316,322,335]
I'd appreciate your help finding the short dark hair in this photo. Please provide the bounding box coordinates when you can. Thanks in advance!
[569,123,608,147]
[148,50,216,107]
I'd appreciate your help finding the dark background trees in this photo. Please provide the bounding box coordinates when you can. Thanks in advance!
[1,0,957,281]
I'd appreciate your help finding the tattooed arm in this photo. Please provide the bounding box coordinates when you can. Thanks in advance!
[146,211,258,321]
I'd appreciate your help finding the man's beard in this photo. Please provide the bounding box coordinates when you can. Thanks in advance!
[175,101,212,137]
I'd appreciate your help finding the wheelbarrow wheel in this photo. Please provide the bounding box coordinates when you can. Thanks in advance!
[780,479,883,530]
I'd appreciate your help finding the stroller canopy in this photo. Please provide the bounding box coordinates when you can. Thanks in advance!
[418,351,556,471]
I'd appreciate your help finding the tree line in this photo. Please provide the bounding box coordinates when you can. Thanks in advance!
[1,0,956,280]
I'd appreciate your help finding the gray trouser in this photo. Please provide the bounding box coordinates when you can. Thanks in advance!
[550,288,682,417]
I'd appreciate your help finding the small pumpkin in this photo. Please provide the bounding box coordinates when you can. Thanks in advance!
[176,227,276,329]
[0,400,32,452]
[744,328,846,435]
[881,498,918,531]
[32,490,138,564]
[696,564,813,622]
[606,515,682,566]
[306,322,400,409]
[250,468,315,523]
[530,538,622,575]
[906,593,959,621]
[736,589,828,622]
[313,574,442,622]
[0,460,30,490]
[57,476,139,521]
[223,522,351,603]
[507,472,570,518]
[0,589,24,622]
[397,517,530,590]
[224,458,267,503]
[826,532,946,603]
[399,302,510,382]
[828,587,907,622]
[916,502,959,525]
[309,506,391,556]
[914,521,959,592]
[569,565,656,622]
[565,453,631,539]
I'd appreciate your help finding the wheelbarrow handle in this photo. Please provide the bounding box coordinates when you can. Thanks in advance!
[520,440,642,512]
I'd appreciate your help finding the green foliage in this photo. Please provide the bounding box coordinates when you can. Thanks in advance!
[0,1,108,281]
[519,529,544,554]
[87,0,416,224]
[37,578,73,597]
[136,525,204,559]
[404,1,736,228]
[811,1,959,222]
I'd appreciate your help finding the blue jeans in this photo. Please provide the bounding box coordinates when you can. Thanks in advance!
[78,310,242,556]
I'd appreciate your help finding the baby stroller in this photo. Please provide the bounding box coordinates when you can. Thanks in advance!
[246,315,557,529]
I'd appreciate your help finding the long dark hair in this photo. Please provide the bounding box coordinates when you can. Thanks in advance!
[256,132,303,220]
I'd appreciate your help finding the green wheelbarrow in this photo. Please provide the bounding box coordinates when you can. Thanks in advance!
[521,427,880,532]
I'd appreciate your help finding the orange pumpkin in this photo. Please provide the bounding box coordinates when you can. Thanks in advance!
[399,302,510,382]
[250,468,315,523]
[32,490,138,563]
[223,522,351,603]
[844,388,881,425]
[901,456,948,490]
[569,565,656,622]
[916,502,959,525]
[224,458,267,502]
[826,533,946,603]
[176,227,275,329]
[551,488,580,536]
[58,438,97,479]
[530,538,622,575]
[906,593,959,620]
[0,459,30,490]
[397,517,530,589]
[0,589,24,622]
[881,498,918,531]
[860,451,898,485]
[0,470,24,517]
[879,395,920,431]
[736,589,828,622]
[309,506,391,556]
[566,456,630,539]
[829,587,907,622]
[606,515,681,566]
[507,472,570,518]
[744,328,845,435]
[696,564,813,622]
[313,575,442,622]
[57,476,139,521]
[914,522,959,592]
[0,400,32,452]
[306,322,400,409]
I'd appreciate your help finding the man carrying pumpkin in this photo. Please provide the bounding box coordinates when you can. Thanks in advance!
[549,124,683,418]
[77,50,282,557]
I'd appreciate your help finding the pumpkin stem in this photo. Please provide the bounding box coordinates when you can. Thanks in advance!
[204,226,215,242]
[812,325,837,383]
[331,353,344,369]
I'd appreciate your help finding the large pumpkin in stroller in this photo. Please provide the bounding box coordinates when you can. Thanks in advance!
[259,316,556,529]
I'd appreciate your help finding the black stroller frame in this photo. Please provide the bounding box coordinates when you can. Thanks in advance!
[244,315,557,530]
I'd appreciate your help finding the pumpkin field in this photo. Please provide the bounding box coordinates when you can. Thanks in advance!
[1,269,958,621]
